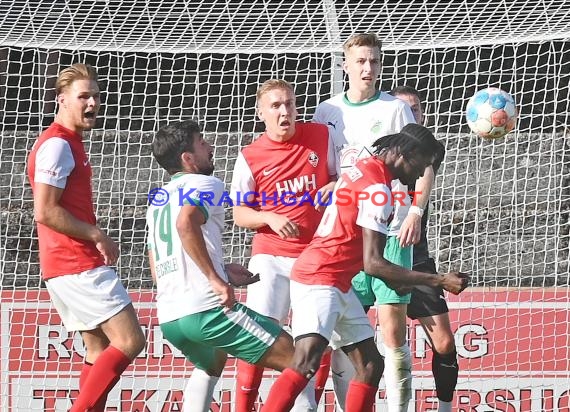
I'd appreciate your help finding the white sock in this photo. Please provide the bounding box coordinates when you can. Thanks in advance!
[183,368,219,412]
[291,375,318,411]
[438,400,452,412]
[383,344,412,412]
[330,348,356,412]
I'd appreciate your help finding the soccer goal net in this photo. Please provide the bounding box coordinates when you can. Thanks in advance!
[1,1,569,411]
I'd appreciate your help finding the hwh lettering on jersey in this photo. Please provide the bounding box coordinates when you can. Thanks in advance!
[275,174,317,196]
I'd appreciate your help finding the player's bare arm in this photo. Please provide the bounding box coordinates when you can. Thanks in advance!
[398,165,435,247]
[362,227,469,294]
[232,205,300,239]
[314,179,337,212]
[225,263,260,286]
[33,181,119,265]
[177,204,235,307]
[148,250,158,284]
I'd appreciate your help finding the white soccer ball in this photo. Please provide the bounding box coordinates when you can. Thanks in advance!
[466,87,517,139]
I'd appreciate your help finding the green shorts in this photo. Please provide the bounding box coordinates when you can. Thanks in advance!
[352,236,413,305]
[160,303,282,371]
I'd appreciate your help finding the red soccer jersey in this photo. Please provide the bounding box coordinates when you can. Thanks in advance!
[291,156,394,292]
[230,122,336,257]
[27,123,105,279]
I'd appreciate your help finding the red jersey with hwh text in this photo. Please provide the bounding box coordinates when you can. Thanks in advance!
[230,122,337,257]
[27,122,105,279]
[292,157,394,292]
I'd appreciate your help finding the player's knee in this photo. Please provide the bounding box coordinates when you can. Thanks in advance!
[433,335,456,355]
[290,350,324,380]
[355,354,384,386]
[127,328,146,357]
[262,331,295,370]
[113,325,145,359]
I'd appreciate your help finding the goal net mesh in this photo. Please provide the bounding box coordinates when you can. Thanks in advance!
[1,1,569,410]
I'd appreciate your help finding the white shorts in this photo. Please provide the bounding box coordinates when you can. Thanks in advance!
[290,280,375,350]
[246,254,296,325]
[45,266,132,331]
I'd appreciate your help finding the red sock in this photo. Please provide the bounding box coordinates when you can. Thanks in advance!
[314,349,332,403]
[261,368,310,412]
[70,346,131,411]
[78,363,106,412]
[235,360,264,412]
[79,362,92,390]
[345,380,377,412]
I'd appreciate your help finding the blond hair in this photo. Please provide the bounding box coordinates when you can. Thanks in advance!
[55,63,98,95]
[256,79,294,104]
[342,33,382,54]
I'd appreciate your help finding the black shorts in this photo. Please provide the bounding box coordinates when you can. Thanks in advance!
[407,258,449,320]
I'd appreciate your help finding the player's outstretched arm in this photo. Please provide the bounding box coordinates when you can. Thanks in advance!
[362,228,470,294]
[177,204,235,307]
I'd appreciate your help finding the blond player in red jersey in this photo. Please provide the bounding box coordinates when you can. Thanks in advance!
[27,63,145,411]
[230,79,338,411]
[261,123,470,412]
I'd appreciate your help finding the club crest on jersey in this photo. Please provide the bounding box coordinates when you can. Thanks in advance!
[370,119,383,134]
[308,151,319,167]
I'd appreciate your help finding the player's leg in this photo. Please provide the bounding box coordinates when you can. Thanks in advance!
[313,347,331,404]
[343,339,384,412]
[377,304,411,412]
[160,318,229,412]
[373,236,413,412]
[419,313,456,412]
[330,346,355,411]
[47,267,145,412]
[408,258,457,412]
[331,271,375,410]
[78,329,111,411]
[334,289,384,412]
[261,281,343,411]
[262,334,329,412]
[238,255,317,411]
[183,366,222,412]
[161,303,288,412]
[73,304,144,411]
[236,254,293,412]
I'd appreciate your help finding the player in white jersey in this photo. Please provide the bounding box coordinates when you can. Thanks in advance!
[313,33,436,411]
[314,86,413,171]
[146,120,296,412]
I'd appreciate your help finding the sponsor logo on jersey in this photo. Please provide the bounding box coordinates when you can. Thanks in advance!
[275,174,317,197]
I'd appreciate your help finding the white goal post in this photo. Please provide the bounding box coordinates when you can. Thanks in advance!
[1,1,569,411]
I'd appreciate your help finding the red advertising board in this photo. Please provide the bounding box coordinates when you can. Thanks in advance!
[2,289,569,411]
